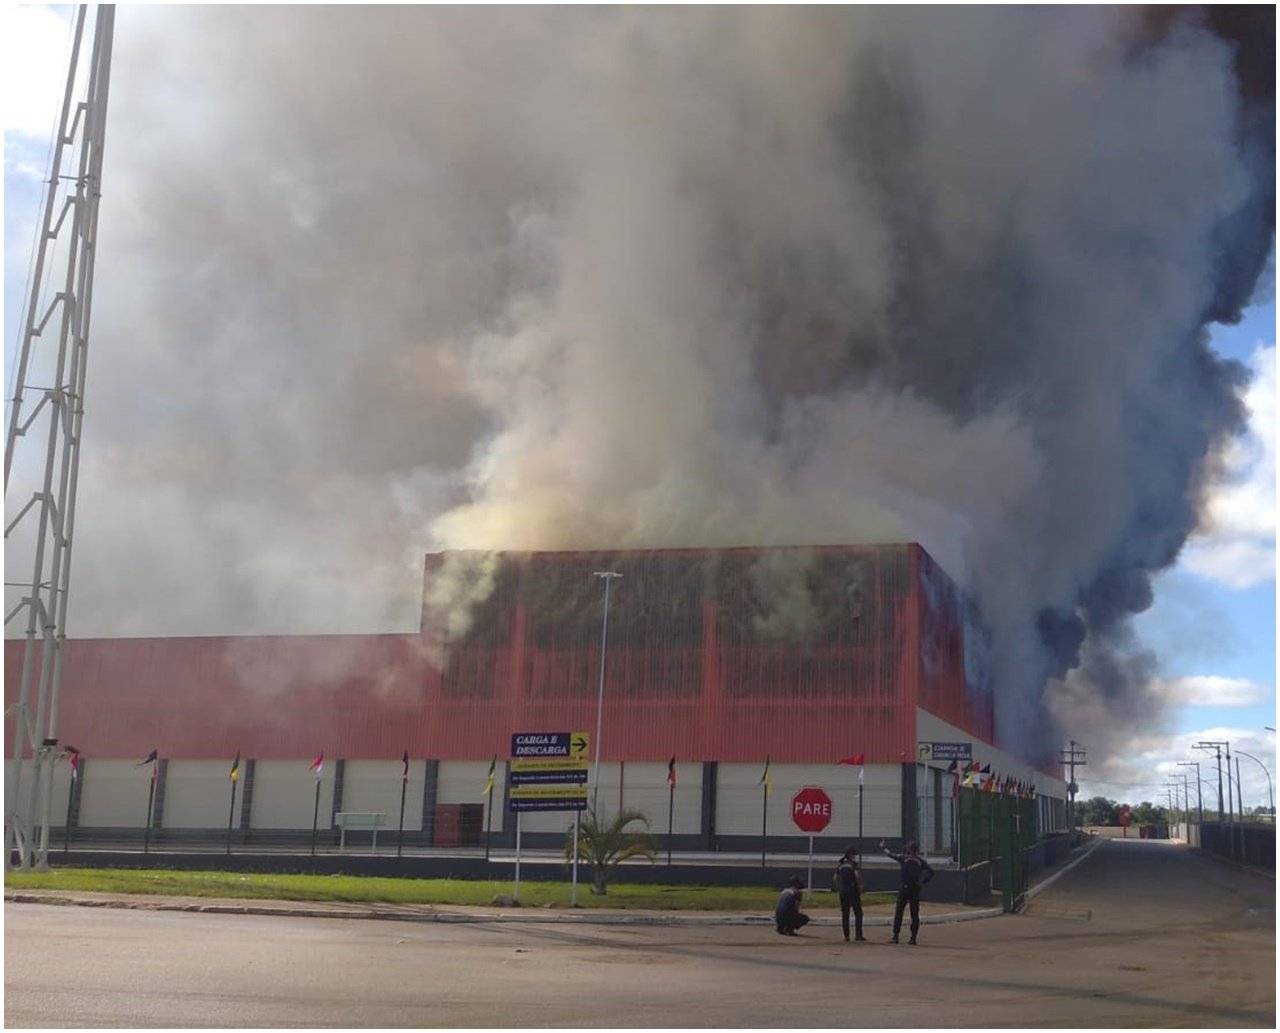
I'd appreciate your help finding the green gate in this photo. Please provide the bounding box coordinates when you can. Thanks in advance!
[956,787,1036,912]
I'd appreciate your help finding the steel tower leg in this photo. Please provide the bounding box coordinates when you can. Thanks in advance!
[4,4,114,872]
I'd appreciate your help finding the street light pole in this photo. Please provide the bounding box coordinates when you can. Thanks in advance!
[1234,750,1273,821]
[1194,742,1225,820]
[1177,761,1203,824]
[591,571,621,814]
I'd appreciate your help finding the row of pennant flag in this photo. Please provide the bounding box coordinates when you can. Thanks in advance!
[79,748,1034,800]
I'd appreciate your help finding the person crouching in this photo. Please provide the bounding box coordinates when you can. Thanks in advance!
[775,875,811,936]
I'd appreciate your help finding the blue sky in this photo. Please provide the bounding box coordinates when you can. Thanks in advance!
[3,6,1276,813]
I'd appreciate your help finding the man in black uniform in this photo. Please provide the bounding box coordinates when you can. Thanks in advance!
[774,875,810,935]
[879,838,934,945]
[832,846,865,942]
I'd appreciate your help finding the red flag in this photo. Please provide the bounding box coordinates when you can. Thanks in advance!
[838,753,866,766]
[667,756,677,788]
[309,752,324,780]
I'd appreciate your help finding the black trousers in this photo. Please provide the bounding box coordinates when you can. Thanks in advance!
[839,891,863,940]
[892,883,922,937]
[777,910,811,933]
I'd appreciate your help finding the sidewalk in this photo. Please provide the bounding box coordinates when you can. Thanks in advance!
[4,840,1102,928]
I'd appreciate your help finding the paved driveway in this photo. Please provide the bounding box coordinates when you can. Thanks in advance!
[5,839,1274,1027]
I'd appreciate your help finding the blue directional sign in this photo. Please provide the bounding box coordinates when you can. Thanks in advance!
[510,732,590,758]
[917,741,973,762]
[508,732,591,811]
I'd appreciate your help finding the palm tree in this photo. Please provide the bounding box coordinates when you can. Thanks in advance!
[563,806,657,895]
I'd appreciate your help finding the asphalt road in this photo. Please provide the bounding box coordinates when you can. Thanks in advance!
[4,839,1274,1028]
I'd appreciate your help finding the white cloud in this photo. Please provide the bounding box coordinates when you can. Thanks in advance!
[1150,674,1269,708]
[1,5,73,140]
[1184,343,1276,589]
[1078,726,1277,813]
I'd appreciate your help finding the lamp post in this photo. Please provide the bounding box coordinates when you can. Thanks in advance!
[1234,750,1273,822]
[1177,761,1204,824]
[1194,741,1226,821]
[591,571,621,814]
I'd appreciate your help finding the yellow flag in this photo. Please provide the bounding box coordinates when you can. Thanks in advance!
[760,757,773,797]
[482,755,496,796]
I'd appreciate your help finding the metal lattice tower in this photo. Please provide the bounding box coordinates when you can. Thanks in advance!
[4,4,114,871]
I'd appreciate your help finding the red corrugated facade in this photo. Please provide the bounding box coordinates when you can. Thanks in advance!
[5,543,997,764]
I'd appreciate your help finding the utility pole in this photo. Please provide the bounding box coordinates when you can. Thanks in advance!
[1059,741,1086,839]
[1196,741,1232,860]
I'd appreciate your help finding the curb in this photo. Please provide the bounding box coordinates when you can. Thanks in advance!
[4,890,997,927]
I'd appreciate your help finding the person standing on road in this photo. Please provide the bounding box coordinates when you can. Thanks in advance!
[833,846,865,942]
[879,838,934,945]
[775,875,811,936]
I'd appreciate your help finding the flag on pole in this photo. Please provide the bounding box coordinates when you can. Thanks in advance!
[962,770,975,789]
[482,755,496,795]
[309,752,324,780]
[970,760,981,772]
[401,750,409,784]
[667,756,677,788]
[760,757,773,796]
[229,751,240,782]
[137,749,158,766]
[838,753,865,766]
[66,747,81,780]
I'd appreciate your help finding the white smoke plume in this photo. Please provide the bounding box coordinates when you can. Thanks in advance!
[14,8,1271,763]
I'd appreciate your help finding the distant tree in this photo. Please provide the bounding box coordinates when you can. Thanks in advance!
[563,806,657,895]
[1078,796,1118,826]
[1129,801,1168,827]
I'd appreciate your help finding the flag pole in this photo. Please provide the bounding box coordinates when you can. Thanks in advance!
[311,777,321,856]
[143,774,155,855]
[571,811,580,907]
[225,776,237,856]
[63,771,75,856]
[397,759,408,859]
[858,780,864,846]
[760,780,768,868]
[667,780,674,867]
[484,781,494,862]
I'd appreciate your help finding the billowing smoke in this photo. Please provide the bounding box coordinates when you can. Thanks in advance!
[46,7,1272,763]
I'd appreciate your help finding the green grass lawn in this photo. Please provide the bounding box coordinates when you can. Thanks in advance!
[5,867,896,911]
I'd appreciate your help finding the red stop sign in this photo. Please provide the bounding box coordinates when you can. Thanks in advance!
[791,786,833,833]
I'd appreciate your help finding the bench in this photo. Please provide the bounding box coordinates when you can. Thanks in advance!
[334,811,387,853]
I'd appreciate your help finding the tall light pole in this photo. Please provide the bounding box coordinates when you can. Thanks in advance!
[1177,761,1204,824]
[591,571,621,814]
[1194,742,1226,820]
[1234,750,1273,821]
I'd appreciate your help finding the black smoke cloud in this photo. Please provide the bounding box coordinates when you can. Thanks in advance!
[43,7,1272,763]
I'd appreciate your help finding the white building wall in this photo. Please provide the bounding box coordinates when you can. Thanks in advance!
[616,761,700,836]
[715,762,902,841]
[250,760,335,829]
[7,759,77,828]
[78,760,154,827]
[437,759,505,806]
[340,760,423,829]
[164,760,241,829]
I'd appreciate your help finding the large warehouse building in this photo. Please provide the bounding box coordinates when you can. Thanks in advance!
[5,543,1066,855]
